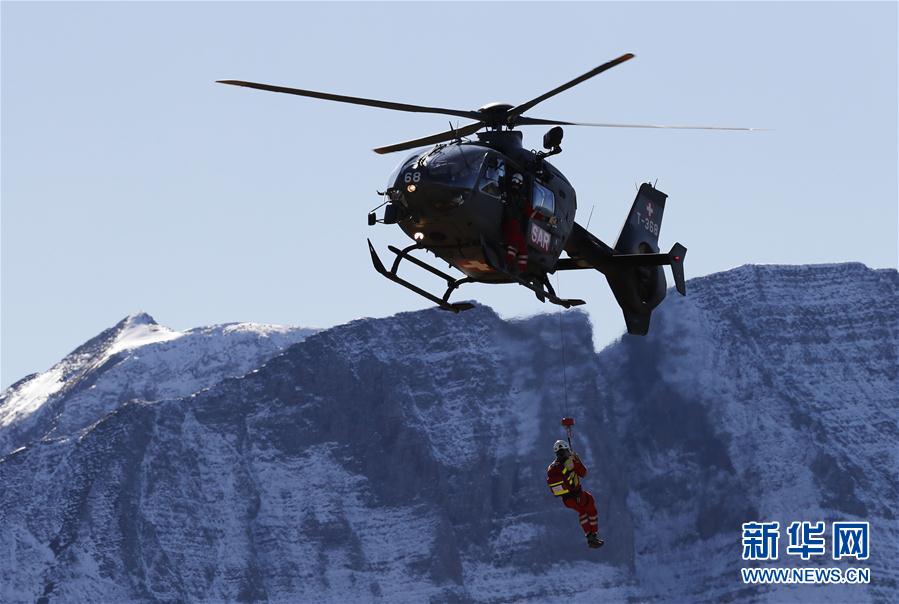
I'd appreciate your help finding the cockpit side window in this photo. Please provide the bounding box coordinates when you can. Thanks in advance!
[532,182,555,215]
[479,155,505,198]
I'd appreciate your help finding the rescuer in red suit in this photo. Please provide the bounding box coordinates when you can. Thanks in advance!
[547,440,604,548]
[502,172,531,274]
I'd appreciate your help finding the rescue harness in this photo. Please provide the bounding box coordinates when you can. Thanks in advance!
[548,417,579,497]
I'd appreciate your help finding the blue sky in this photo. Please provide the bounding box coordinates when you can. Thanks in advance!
[2,2,896,387]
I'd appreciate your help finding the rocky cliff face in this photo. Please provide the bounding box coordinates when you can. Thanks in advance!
[1,263,896,603]
[595,263,898,603]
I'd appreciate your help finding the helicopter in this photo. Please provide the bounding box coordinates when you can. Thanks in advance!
[219,53,755,335]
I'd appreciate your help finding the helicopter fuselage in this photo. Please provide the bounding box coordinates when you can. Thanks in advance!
[221,51,702,329]
[383,131,576,282]
[218,51,710,329]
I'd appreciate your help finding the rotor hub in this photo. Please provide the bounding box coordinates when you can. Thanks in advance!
[477,102,515,128]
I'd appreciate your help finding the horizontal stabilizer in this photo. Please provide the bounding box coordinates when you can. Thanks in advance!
[568,241,687,296]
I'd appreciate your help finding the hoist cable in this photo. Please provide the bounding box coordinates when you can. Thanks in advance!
[555,273,571,421]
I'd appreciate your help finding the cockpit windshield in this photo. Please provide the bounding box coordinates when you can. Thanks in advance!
[421,144,486,190]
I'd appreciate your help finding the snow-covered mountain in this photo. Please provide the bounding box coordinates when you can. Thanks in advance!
[0,313,315,456]
[1,263,896,603]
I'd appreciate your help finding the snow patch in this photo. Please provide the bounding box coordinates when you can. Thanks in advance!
[102,318,183,360]
[0,367,65,428]
[221,322,300,336]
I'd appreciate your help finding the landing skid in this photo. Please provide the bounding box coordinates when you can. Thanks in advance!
[367,240,475,313]
[367,240,585,312]
[501,269,586,309]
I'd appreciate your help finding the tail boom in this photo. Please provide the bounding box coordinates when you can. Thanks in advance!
[558,183,687,335]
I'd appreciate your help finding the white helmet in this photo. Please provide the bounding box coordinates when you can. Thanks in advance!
[553,440,570,453]
[511,172,524,188]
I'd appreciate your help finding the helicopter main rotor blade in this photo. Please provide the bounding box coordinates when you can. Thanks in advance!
[373,121,484,155]
[517,116,762,131]
[508,53,635,120]
[217,80,484,121]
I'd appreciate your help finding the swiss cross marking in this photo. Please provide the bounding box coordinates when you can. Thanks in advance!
[458,259,492,272]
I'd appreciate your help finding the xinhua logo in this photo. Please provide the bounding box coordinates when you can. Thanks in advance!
[741,520,871,586]
[833,522,869,561]
[741,522,780,560]
[786,521,826,560]
[741,520,870,561]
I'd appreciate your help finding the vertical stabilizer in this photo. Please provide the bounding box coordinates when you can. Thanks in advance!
[615,183,667,254]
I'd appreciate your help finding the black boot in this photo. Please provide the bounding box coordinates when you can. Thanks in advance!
[586,532,604,549]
